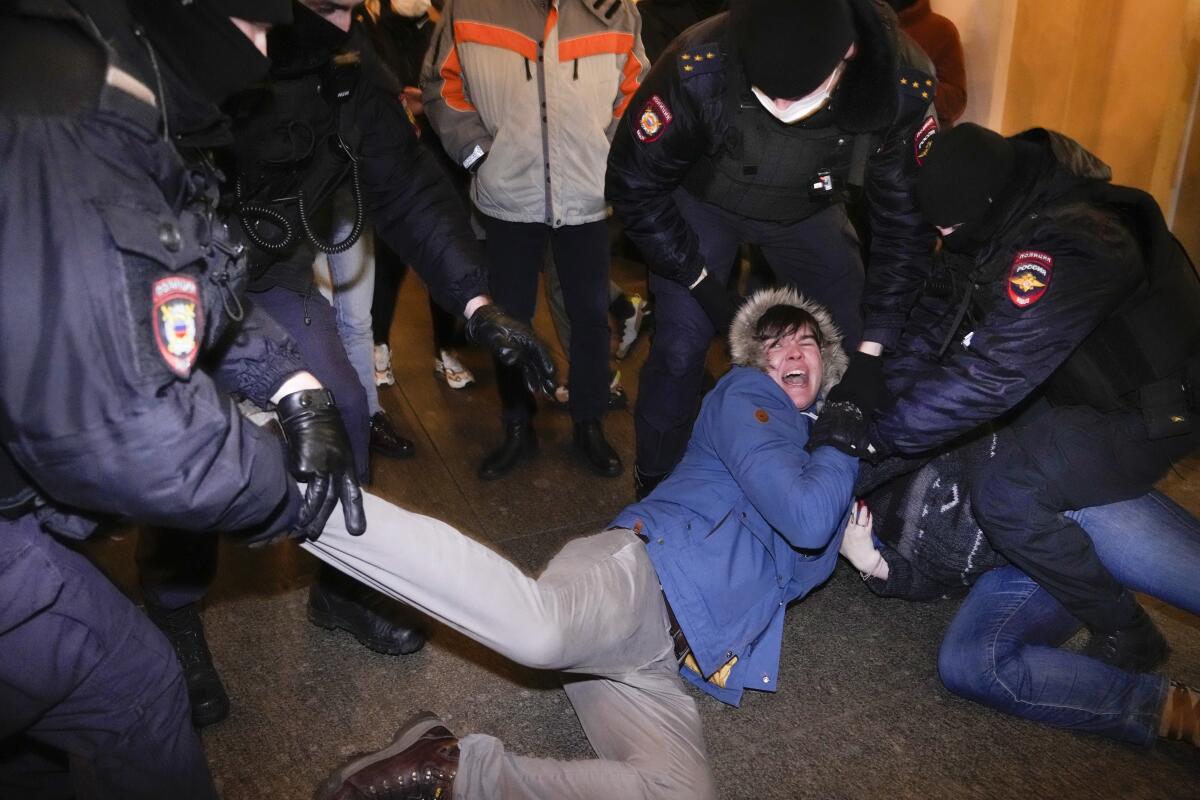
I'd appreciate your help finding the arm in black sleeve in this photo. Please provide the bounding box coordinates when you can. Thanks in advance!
[865,543,959,601]
[605,35,713,289]
[207,296,308,407]
[353,82,489,317]
[860,49,939,349]
[873,220,1143,454]
[0,116,299,537]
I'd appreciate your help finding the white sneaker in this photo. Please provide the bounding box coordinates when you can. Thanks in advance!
[615,294,649,359]
[434,349,475,389]
[374,343,395,387]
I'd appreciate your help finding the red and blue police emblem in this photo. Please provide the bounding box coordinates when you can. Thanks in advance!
[152,275,203,377]
[913,116,938,165]
[1006,250,1053,308]
[635,95,673,143]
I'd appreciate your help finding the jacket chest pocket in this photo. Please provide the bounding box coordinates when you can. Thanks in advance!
[99,203,209,383]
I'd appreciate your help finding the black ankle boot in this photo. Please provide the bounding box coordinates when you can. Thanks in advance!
[634,464,667,500]
[308,566,426,655]
[145,602,230,728]
[1083,602,1170,672]
[573,419,622,477]
[478,422,537,480]
[370,411,415,459]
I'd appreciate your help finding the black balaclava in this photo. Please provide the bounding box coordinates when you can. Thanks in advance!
[917,123,1018,253]
[129,0,292,107]
[731,0,855,99]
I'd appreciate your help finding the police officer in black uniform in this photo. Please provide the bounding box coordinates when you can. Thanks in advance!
[0,0,360,795]
[606,0,938,496]
[130,0,559,728]
[870,123,1200,670]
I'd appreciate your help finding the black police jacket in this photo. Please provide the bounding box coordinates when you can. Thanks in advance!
[605,0,937,347]
[0,0,303,539]
[874,129,1176,455]
[230,10,489,317]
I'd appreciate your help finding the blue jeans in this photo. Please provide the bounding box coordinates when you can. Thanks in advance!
[313,192,381,416]
[937,491,1200,745]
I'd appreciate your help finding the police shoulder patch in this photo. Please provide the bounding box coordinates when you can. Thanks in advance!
[913,115,938,165]
[898,67,935,102]
[1006,250,1053,308]
[678,43,723,78]
[152,275,203,377]
[635,94,673,143]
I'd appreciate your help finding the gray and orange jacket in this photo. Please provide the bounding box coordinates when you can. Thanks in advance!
[421,0,648,226]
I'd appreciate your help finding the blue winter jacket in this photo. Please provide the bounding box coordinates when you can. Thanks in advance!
[613,367,857,705]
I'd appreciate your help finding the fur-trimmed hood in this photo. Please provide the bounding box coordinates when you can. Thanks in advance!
[728,287,849,404]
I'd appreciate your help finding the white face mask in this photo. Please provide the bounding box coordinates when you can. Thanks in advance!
[751,58,848,124]
[391,0,432,17]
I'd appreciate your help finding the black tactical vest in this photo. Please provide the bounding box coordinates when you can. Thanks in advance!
[682,60,863,222]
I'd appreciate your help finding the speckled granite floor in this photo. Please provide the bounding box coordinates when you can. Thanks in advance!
[86,255,1200,799]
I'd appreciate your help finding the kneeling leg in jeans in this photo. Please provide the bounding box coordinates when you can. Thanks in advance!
[938,490,1200,744]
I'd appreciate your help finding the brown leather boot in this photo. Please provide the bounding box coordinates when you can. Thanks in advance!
[317,712,458,800]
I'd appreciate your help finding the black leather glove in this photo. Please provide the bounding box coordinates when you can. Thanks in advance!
[688,271,738,333]
[806,400,872,458]
[466,303,557,395]
[276,389,366,541]
[824,352,887,416]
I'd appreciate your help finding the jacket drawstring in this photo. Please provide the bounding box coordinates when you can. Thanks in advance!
[936,278,974,358]
[573,59,579,80]
[524,58,532,80]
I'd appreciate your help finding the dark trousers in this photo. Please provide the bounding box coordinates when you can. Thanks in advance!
[139,284,371,611]
[0,516,215,799]
[371,230,459,351]
[971,403,1200,632]
[635,191,865,475]
[482,216,611,425]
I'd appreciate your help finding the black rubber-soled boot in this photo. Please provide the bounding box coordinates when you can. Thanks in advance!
[573,419,622,477]
[478,421,537,480]
[307,565,426,656]
[144,602,230,728]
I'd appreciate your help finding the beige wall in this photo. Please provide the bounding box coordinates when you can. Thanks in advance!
[937,0,1017,129]
[1000,0,1200,225]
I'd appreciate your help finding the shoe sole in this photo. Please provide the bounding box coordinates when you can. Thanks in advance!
[314,711,443,800]
[306,605,426,656]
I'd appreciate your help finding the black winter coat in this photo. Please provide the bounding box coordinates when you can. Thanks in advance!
[231,12,489,316]
[605,1,938,347]
[873,130,1144,455]
[0,0,303,540]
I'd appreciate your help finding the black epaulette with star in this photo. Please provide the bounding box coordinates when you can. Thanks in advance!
[898,67,936,102]
[678,44,722,78]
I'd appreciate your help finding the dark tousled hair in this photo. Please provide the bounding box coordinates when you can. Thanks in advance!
[753,304,823,349]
